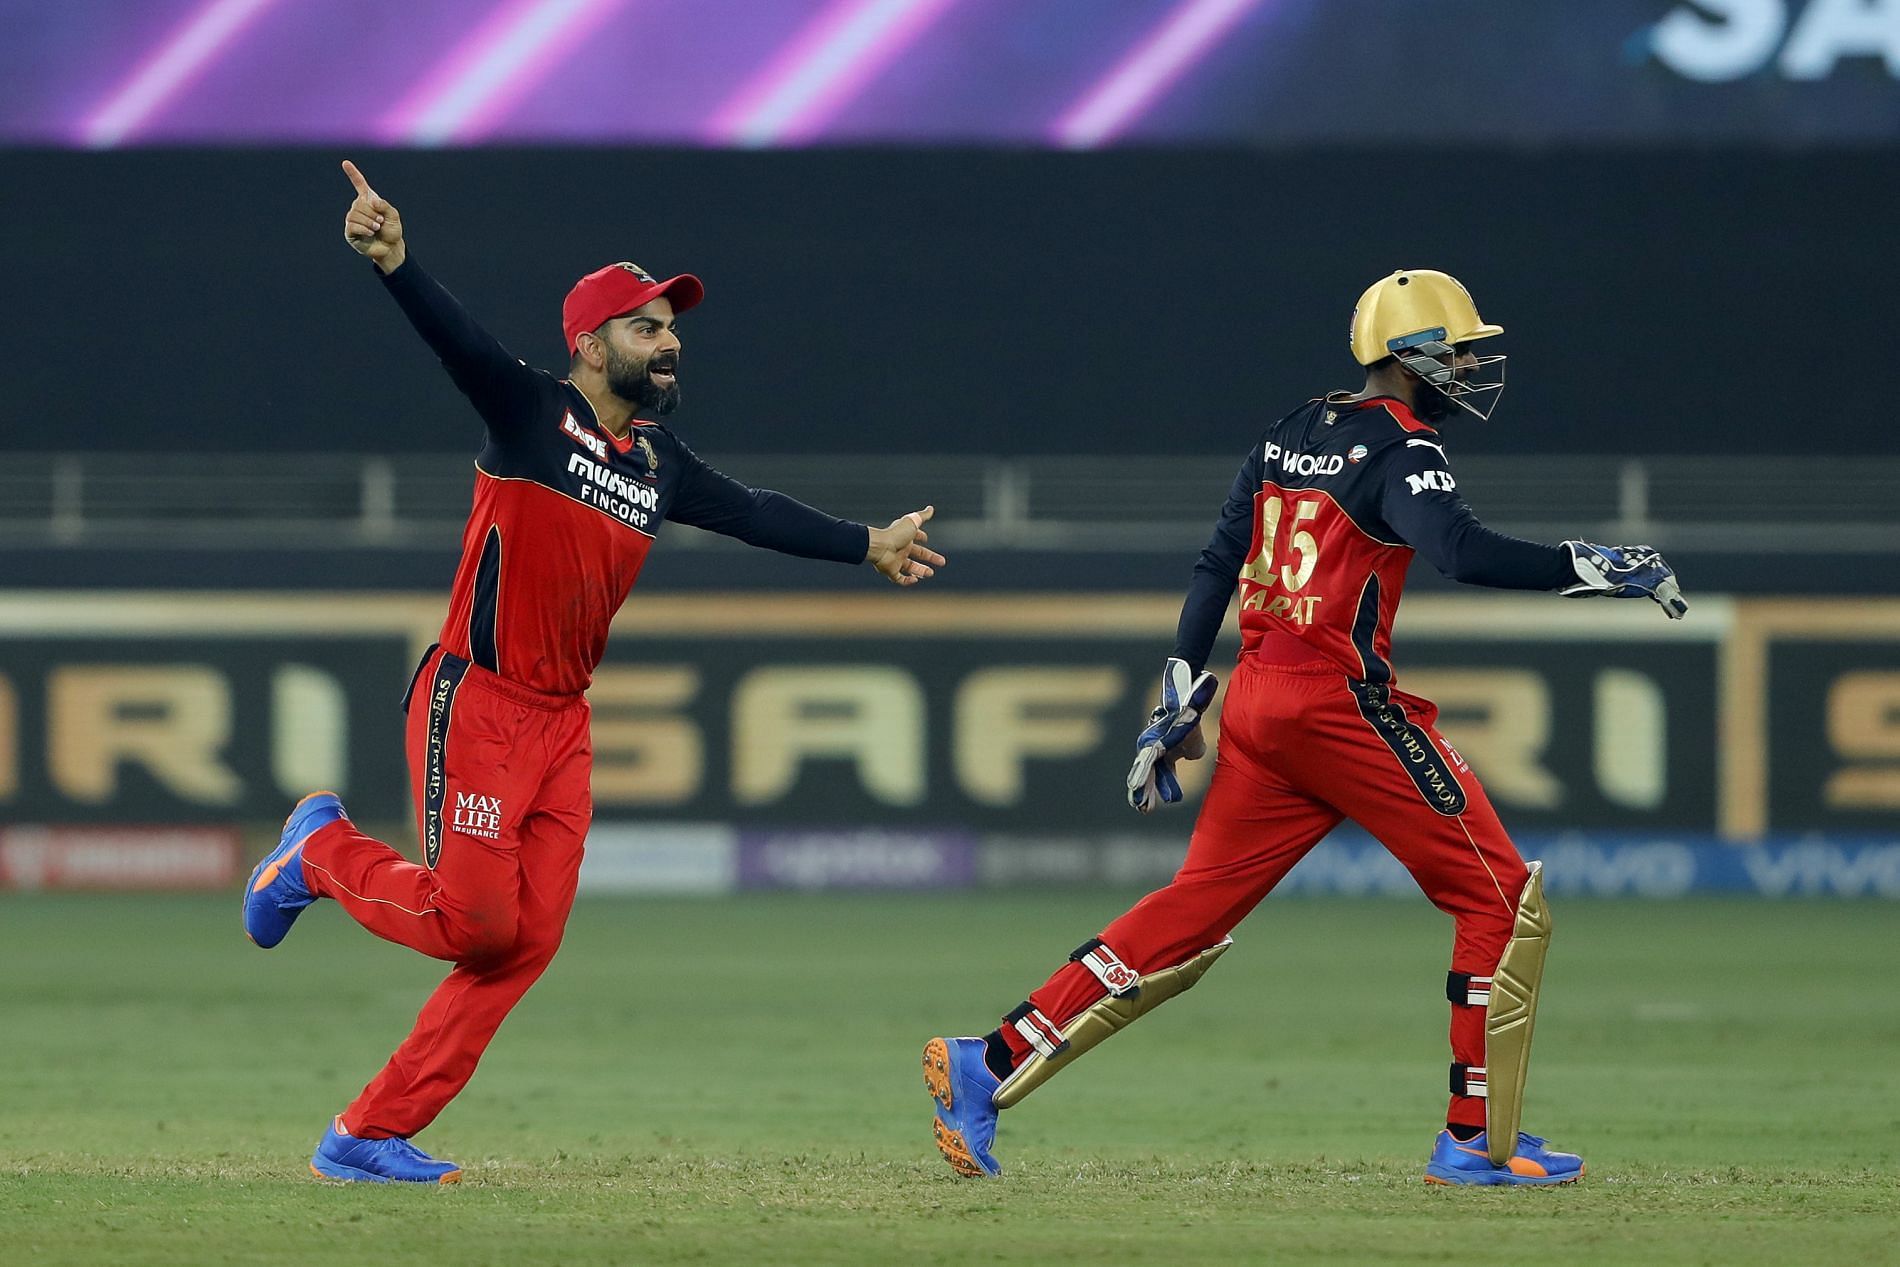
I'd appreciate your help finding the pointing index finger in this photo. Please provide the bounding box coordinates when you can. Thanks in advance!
[341,159,373,197]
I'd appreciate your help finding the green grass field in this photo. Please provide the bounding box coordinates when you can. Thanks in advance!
[2,891,1896,1265]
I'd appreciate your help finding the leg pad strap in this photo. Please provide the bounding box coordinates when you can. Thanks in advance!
[1004,1003,1069,1060]
[1071,937,1142,999]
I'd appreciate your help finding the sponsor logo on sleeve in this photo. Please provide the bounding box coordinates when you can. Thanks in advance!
[1405,469,1457,495]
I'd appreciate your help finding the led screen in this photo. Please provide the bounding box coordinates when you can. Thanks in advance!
[5,0,1898,148]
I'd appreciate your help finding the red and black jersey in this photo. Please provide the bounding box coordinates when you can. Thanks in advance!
[1172,395,1573,684]
[380,260,869,695]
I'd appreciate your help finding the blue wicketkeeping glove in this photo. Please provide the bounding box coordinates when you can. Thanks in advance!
[1561,541,1689,619]
[1126,657,1220,814]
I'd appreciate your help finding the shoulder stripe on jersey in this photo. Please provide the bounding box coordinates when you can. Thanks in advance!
[1349,574,1391,685]
[469,525,502,673]
[1375,399,1436,434]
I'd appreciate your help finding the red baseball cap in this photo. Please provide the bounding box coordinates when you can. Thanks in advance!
[562,261,705,354]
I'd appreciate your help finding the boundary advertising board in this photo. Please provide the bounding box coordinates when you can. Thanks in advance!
[0,594,1896,844]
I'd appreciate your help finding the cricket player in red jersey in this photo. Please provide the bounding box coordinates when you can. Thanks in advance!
[243,161,946,1184]
[925,269,1688,1186]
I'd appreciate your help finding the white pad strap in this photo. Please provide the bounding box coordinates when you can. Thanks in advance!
[1071,938,1142,999]
[1006,1004,1069,1060]
[1451,1063,1488,1098]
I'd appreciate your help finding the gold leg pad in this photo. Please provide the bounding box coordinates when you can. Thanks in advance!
[992,937,1231,1111]
[1485,860,1551,1165]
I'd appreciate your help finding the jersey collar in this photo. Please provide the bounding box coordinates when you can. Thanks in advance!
[563,380,640,455]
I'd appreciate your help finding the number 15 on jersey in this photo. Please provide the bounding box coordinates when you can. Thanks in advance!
[1239,491,1324,622]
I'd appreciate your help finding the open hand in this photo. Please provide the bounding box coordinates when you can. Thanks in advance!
[867,506,945,586]
[341,159,406,274]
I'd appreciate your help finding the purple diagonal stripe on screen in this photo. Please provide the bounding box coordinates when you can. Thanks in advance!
[706,0,962,148]
[1051,0,1265,149]
[79,0,282,148]
[380,0,626,145]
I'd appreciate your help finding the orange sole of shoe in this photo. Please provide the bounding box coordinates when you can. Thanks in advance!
[921,1037,954,1112]
[1422,1171,1582,1187]
[932,1116,988,1179]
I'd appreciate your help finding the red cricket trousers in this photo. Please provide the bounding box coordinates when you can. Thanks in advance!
[299,646,592,1139]
[1010,654,1531,1129]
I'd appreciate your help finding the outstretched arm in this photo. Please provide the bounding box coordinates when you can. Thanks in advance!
[1379,440,1573,590]
[341,159,546,436]
[1382,442,1685,617]
[665,443,944,585]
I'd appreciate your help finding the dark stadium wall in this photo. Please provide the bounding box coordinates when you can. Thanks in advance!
[3,147,1892,459]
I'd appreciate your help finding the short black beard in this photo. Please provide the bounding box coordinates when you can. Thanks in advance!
[1416,384,1459,424]
[604,346,680,416]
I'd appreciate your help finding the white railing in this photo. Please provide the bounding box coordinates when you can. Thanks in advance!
[1,453,1897,552]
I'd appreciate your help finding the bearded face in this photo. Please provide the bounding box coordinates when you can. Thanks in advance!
[1403,343,1503,424]
[603,339,680,416]
[1416,379,1460,423]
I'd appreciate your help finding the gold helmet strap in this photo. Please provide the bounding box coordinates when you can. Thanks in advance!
[991,937,1232,1111]
[1480,860,1551,1164]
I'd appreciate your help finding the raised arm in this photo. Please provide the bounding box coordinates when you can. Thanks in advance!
[340,159,547,436]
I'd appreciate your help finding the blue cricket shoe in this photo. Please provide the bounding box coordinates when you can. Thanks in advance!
[1424,1129,1585,1186]
[243,791,346,948]
[310,1116,462,1184]
[923,1036,1002,1178]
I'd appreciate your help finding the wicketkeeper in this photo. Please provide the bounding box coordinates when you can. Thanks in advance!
[925,269,1687,1185]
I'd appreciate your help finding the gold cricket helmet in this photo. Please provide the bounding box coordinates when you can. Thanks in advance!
[1349,269,1506,420]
